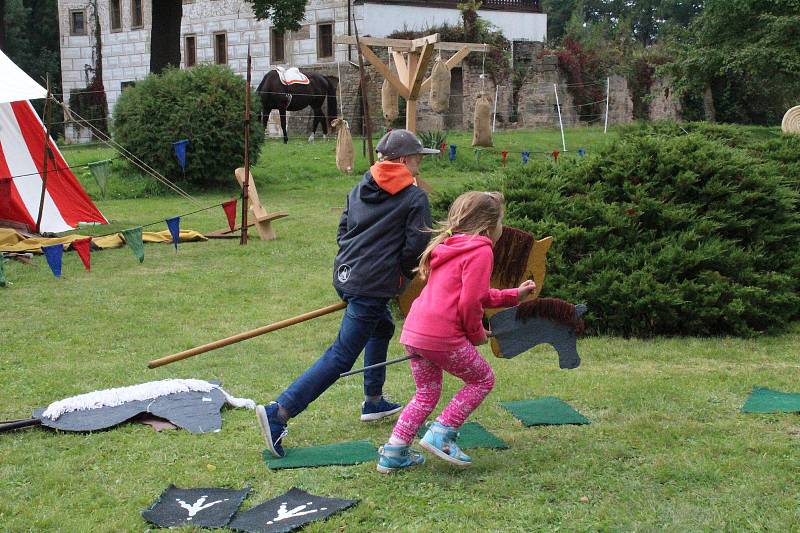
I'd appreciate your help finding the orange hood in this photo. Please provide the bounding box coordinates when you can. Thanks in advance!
[369,161,415,195]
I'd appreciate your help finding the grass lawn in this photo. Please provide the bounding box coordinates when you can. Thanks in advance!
[1,127,799,531]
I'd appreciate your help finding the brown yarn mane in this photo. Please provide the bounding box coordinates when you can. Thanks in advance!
[515,298,585,335]
[492,226,534,288]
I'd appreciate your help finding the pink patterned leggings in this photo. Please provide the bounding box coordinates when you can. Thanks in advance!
[391,342,496,444]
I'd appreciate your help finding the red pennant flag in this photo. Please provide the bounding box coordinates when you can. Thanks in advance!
[501,150,508,166]
[552,149,560,163]
[73,237,92,271]
[441,142,447,154]
[222,199,237,231]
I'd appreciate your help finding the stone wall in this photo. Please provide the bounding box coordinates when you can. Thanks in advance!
[648,77,682,121]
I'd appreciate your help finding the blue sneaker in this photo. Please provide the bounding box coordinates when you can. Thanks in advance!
[420,421,472,467]
[376,444,425,474]
[256,402,288,458]
[361,397,403,421]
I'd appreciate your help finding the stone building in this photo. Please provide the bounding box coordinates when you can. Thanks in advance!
[56,0,547,141]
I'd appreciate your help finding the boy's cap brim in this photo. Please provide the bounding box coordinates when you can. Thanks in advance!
[376,129,442,159]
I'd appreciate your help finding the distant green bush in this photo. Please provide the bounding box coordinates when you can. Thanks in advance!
[113,65,264,187]
[435,124,800,337]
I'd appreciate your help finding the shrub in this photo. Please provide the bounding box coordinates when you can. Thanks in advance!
[113,65,264,187]
[434,125,800,337]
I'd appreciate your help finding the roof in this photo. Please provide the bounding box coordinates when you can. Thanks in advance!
[0,50,47,104]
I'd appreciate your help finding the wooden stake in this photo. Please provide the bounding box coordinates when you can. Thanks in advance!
[352,14,374,165]
[34,76,53,234]
[147,301,347,368]
[241,45,252,245]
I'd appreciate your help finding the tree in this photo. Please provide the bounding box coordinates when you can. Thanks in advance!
[661,0,800,124]
[246,0,308,33]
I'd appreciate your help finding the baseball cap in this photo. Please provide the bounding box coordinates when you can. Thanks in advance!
[375,129,440,160]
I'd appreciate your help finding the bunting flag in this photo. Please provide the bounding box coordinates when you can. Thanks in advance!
[172,140,190,172]
[501,150,508,166]
[449,144,457,161]
[87,160,112,198]
[440,142,447,156]
[42,243,63,278]
[578,148,586,157]
[522,151,530,164]
[0,254,7,287]
[121,226,145,263]
[552,149,560,163]
[166,217,181,252]
[72,237,92,271]
[221,200,237,231]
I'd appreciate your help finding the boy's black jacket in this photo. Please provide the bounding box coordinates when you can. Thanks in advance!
[333,169,431,298]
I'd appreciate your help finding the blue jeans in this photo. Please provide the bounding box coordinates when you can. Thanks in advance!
[276,291,395,418]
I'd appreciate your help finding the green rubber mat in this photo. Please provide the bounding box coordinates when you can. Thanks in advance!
[500,397,590,426]
[415,421,508,449]
[263,440,377,470]
[741,387,800,413]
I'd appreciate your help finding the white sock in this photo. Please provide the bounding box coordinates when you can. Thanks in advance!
[388,435,407,446]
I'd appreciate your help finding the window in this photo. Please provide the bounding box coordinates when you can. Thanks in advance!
[109,0,122,31]
[184,35,197,67]
[270,29,285,63]
[70,10,86,36]
[317,22,333,60]
[121,81,137,91]
[131,0,144,28]
[214,33,227,64]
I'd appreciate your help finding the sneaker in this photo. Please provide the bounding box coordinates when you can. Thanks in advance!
[360,397,403,421]
[419,421,472,467]
[256,402,288,458]
[376,444,425,474]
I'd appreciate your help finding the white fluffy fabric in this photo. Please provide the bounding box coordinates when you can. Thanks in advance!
[41,379,256,420]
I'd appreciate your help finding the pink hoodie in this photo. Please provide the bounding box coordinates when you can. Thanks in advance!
[400,234,519,351]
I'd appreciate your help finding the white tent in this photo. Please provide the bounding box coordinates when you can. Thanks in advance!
[0,50,106,233]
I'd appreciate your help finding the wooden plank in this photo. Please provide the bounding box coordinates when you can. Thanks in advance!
[334,35,413,50]
[408,42,434,100]
[435,42,490,52]
[411,33,439,50]
[406,99,417,132]
[419,46,472,94]
[358,44,410,98]
[391,50,408,83]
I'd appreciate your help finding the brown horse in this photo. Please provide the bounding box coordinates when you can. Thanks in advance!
[257,70,338,143]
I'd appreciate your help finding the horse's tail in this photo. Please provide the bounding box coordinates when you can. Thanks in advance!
[325,76,338,122]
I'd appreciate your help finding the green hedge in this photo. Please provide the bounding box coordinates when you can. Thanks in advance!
[113,65,264,187]
[434,124,800,337]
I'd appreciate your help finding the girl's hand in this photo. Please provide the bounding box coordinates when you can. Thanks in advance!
[518,279,536,301]
[473,329,491,346]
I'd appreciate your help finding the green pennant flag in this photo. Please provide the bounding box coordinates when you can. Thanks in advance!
[0,255,7,287]
[121,226,144,263]
[87,160,112,198]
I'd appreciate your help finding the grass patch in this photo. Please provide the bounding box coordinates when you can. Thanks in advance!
[1,127,798,531]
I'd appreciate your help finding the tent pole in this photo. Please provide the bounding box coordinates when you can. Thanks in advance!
[34,75,53,234]
[240,45,251,245]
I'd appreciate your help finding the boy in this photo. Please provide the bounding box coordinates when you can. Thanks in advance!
[257,129,439,457]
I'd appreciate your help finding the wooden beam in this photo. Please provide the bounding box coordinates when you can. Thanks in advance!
[358,43,410,98]
[334,35,414,50]
[334,35,490,53]
[419,46,472,94]
[435,42,490,52]
[391,50,408,83]
[410,33,439,50]
[408,42,434,100]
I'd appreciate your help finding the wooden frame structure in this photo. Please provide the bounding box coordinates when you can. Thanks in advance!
[334,33,489,133]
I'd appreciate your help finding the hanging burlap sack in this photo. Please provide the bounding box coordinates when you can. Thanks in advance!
[331,118,354,173]
[472,94,493,147]
[429,57,451,113]
[381,78,399,123]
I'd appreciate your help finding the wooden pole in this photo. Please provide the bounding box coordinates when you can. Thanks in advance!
[147,301,347,368]
[240,45,251,245]
[34,76,53,234]
[352,14,374,165]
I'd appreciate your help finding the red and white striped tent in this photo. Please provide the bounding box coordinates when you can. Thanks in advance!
[0,50,106,233]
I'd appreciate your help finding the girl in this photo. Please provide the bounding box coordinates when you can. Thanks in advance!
[377,191,535,473]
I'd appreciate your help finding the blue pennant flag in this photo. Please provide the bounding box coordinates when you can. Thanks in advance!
[449,144,457,161]
[42,244,63,278]
[166,216,181,252]
[578,148,586,157]
[522,151,530,164]
[172,139,190,172]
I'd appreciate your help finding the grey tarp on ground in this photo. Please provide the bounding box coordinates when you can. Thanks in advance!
[489,304,586,369]
[33,387,230,433]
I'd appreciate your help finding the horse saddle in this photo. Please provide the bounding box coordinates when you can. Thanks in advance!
[274,66,310,85]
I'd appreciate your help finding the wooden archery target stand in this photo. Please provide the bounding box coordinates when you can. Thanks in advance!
[334,33,489,134]
[206,168,288,241]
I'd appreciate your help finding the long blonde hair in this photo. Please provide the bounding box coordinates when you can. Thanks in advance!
[417,191,505,280]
